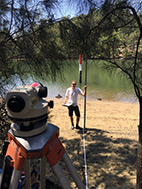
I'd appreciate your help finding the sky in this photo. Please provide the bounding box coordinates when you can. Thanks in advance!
[54,0,142,19]
[53,0,90,19]
[53,1,79,19]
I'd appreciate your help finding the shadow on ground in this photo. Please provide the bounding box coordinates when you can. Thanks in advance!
[60,127,138,189]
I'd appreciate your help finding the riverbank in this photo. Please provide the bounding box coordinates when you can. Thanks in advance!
[48,98,139,188]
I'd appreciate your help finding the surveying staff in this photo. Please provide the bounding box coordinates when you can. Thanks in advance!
[64,80,87,130]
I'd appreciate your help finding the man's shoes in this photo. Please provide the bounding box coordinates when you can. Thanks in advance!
[76,125,82,130]
[71,123,74,130]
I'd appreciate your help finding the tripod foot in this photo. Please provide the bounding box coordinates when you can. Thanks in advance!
[52,163,71,189]
[63,152,85,189]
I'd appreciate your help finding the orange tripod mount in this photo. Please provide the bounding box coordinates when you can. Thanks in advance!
[0,123,85,189]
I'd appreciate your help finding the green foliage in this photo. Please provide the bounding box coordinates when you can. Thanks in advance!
[0,0,65,96]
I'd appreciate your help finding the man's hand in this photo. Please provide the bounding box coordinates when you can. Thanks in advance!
[81,85,87,96]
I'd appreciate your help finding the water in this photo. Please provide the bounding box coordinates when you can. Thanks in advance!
[7,60,137,103]
[34,60,137,103]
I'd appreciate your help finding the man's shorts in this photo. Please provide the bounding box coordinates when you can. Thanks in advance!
[68,105,80,117]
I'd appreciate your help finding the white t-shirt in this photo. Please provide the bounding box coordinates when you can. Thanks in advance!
[65,87,82,106]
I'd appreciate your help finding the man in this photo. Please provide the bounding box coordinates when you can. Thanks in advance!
[64,80,87,130]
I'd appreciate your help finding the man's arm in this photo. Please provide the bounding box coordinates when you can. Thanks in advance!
[64,96,68,104]
[81,85,87,96]
[64,88,69,104]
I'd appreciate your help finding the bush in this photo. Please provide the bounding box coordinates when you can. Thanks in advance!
[0,98,11,151]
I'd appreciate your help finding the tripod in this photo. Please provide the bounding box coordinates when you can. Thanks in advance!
[0,123,84,189]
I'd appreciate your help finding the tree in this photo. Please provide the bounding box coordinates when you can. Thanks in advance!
[59,10,101,59]
[0,0,65,97]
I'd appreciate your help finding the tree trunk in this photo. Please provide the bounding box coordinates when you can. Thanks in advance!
[137,96,142,188]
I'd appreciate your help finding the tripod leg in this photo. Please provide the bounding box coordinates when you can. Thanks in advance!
[0,139,26,189]
[0,155,13,189]
[63,152,85,189]
[9,168,22,189]
[24,159,31,189]
[40,156,46,189]
[52,162,71,189]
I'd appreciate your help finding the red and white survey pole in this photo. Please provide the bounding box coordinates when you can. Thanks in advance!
[79,54,88,188]
[79,54,82,84]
